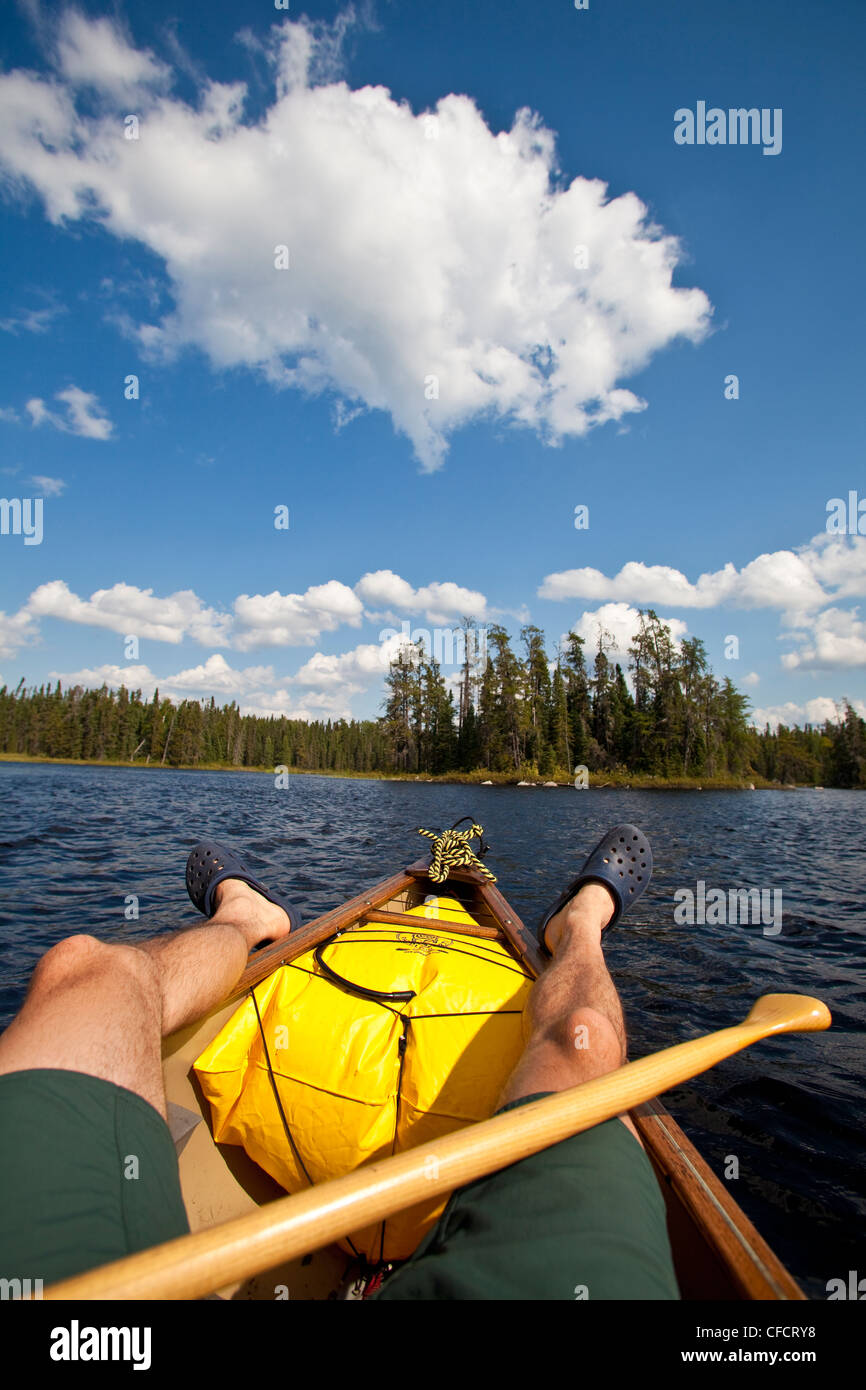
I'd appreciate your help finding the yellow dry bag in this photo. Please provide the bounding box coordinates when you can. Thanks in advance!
[194,895,533,1262]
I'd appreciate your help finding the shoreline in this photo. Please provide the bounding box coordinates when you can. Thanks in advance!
[0,753,831,790]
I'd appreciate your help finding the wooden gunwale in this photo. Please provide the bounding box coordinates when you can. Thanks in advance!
[633,1098,804,1300]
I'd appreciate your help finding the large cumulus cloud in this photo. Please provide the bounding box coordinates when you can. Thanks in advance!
[0,9,712,470]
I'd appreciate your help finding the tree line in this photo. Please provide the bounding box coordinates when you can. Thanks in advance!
[381,612,865,785]
[1,611,864,786]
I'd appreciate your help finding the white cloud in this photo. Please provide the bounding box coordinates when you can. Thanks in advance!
[26,580,232,646]
[805,532,866,598]
[26,386,113,440]
[49,662,158,692]
[741,671,760,687]
[291,635,405,692]
[0,572,481,660]
[0,13,711,471]
[355,570,488,624]
[0,607,40,661]
[237,688,353,720]
[569,602,689,660]
[539,533,866,615]
[0,407,21,423]
[232,581,364,650]
[0,303,65,335]
[354,571,417,613]
[165,653,277,694]
[55,386,113,440]
[53,10,171,99]
[781,607,866,671]
[45,655,347,719]
[541,558,734,607]
[57,631,439,712]
[30,475,66,496]
[541,533,866,673]
[749,697,866,732]
[25,400,51,428]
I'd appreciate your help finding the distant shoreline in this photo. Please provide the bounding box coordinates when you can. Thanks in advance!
[0,753,833,790]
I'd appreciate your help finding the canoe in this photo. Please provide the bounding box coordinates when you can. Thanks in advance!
[161,855,804,1300]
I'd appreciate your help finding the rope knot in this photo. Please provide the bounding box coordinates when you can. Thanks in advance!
[417,820,496,884]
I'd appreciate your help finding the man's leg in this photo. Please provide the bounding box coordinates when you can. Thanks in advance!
[497,880,642,1141]
[0,879,293,1287]
[0,880,291,1118]
[376,875,679,1299]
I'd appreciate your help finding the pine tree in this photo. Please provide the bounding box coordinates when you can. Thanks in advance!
[382,643,417,771]
[829,702,866,787]
[549,662,570,774]
[521,625,552,773]
[611,664,635,766]
[591,639,616,766]
[562,632,592,772]
[678,637,709,774]
[476,626,523,770]
[424,655,457,773]
[629,610,680,771]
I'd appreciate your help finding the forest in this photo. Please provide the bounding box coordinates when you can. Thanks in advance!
[1,610,864,787]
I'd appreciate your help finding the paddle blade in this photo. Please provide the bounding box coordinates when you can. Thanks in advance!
[744,993,832,1034]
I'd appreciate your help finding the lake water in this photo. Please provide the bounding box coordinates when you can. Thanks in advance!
[0,761,863,1298]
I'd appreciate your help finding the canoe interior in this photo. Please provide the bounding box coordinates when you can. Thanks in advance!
[162,861,803,1301]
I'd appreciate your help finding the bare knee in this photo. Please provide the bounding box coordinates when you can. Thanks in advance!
[545,1006,624,1068]
[32,934,105,988]
[32,934,159,999]
[499,1004,627,1108]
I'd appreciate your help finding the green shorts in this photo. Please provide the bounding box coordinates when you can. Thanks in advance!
[375,1095,681,1301]
[0,1075,679,1300]
[0,1069,190,1288]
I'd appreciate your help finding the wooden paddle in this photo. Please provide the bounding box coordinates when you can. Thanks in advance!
[43,992,830,1301]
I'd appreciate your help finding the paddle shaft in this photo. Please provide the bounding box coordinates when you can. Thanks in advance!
[44,994,830,1301]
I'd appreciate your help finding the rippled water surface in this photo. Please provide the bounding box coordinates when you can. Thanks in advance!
[0,762,863,1297]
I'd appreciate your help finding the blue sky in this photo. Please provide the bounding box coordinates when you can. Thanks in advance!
[1,0,864,729]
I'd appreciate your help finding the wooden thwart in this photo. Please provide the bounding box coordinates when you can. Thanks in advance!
[359,907,504,940]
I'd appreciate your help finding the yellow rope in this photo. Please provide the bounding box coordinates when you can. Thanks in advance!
[417,823,496,884]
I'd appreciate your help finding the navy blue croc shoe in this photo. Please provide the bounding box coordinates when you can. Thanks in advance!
[538,823,652,955]
[186,841,301,931]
